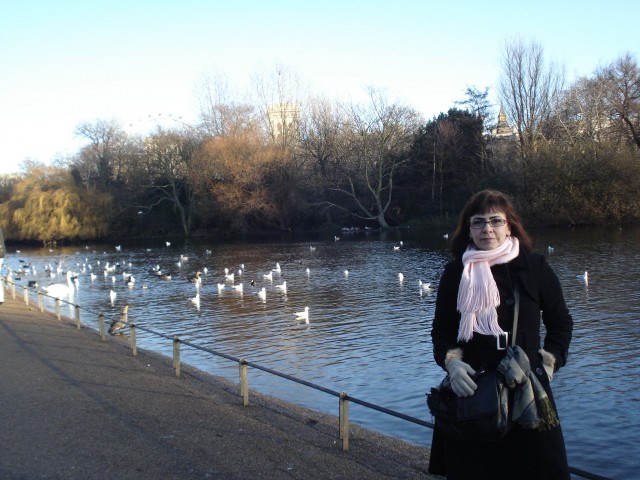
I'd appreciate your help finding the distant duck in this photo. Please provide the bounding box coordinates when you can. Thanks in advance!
[28,280,39,288]
[190,271,202,285]
[275,281,287,294]
[126,275,135,287]
[258,287,267,301]
[159,273,172,281]
[294,306,310,324]
[108,304,129,335]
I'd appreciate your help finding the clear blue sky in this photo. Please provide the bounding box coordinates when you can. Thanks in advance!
[1,0,637,175]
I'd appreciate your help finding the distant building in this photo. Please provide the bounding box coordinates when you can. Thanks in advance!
[492,106,516,137]
[267,103,299,144]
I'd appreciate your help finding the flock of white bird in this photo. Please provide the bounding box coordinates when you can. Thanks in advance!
[5,241,588,335]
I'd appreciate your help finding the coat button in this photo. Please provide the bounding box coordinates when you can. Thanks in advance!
[536,367,544,376]
[505,298,514,306]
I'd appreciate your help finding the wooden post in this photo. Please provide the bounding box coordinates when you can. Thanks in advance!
[173,335,181,377]
[130,323,137,356]
[339,391,350,451]
[98,314,106,341]
[11,281,16,299]
[55,298,61,320]
[38,291,44,312]
[75,305,81,330]
[23,286,29,305]
[239,359,249,406]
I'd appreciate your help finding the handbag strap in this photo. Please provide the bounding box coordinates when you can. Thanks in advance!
[511,285,520,347]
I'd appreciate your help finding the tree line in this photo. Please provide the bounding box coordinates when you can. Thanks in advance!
[1,40,639,244]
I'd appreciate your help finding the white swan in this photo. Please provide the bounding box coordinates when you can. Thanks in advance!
[273,262,281,274]
[43,271,74,298]
[258,287,266,301]
[232,283,243,293]
[263,271,273,281]
[110,289,117,306]
[398,272,404,283]
[189,293,200,310]
[294,306,310,324]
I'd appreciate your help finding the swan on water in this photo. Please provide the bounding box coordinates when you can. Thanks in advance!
[275,281,287,294]
[42,271,74,298]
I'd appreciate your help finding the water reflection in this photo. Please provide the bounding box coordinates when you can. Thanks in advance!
[5,225,639,480]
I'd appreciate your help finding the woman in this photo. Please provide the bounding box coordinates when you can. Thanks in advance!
[429,190,573,480]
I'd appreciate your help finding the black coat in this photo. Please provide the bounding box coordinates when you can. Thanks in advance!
[428,251,573,480]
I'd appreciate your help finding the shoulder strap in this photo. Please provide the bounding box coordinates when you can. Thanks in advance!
[511,285,520,347]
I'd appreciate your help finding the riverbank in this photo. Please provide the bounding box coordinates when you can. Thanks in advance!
[0,293,437,479]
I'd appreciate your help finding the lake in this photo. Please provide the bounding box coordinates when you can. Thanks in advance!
[3,225,638,480]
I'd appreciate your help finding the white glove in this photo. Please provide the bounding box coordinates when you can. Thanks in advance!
[539,348,556,381]
[444,349,477,397]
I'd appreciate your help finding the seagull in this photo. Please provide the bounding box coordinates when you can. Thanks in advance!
[275,281,287,294]
[294,306,310,324]
[108,304,129,335]
[419,280,431,291]
[548,245,555,253]
[393,245,400,251]
[166,241,171,247]
[443,233,449,239]
[577,271,589,285]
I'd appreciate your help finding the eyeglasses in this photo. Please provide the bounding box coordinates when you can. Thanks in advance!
[470,218,507,229]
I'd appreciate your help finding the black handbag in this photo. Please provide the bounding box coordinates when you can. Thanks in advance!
[426,286,520,442]
[427,369,511,441]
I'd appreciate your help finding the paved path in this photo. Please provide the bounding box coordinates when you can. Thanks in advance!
[0,291,438,479]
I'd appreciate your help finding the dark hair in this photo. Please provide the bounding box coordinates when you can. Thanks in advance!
[450,190,532,259]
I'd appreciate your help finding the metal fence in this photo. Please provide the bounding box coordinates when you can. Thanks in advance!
[2,278,611,480]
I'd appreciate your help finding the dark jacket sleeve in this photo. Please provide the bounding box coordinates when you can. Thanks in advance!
[538,256,573,370]
[430,260,463,368]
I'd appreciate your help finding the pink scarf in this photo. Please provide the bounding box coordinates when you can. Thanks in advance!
[457,237,520,342]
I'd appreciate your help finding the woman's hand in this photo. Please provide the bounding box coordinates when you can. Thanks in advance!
[445,357,478,397]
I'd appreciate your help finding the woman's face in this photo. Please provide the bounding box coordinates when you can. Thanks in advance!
[469,210,511,251]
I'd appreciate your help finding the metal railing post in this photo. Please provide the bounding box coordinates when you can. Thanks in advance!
[75,305,81,330]
[239,359,249,406]
[130,323,137,356]
[173,335,181,377]
[38,291,44,312]
[339,392,350,451]
[98,314,106,341]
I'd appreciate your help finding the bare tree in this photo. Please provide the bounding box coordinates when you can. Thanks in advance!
[498,39,565,158]
[327,88,422,228]
[598,53,640,149]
